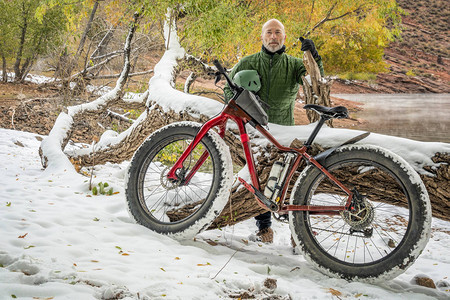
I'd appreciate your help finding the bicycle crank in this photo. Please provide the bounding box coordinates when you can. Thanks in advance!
[238,177,278,211]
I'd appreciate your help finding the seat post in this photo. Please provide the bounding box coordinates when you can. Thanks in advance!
[304,115,330,147]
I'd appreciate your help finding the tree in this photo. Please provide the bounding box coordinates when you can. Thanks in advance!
[0,0,68,82]
[177,0,403,73]
[0,0,14,81]
[40,8,448,230]
[48,0,161,97]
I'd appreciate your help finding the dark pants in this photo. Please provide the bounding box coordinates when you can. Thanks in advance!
[255,211,272,230]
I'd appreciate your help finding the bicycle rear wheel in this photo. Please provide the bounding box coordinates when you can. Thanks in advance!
[289,145,431,282]
[125,122,233,240]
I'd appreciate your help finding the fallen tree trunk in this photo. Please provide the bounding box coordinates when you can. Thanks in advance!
[39,12,141,171]
[65,103,450,223]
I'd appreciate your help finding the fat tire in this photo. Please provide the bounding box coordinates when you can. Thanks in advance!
[125,122,233,240]
[289,144,431,282]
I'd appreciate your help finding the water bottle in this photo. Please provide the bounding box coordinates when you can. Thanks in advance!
[264,159,284,200]
[264,154,293,201]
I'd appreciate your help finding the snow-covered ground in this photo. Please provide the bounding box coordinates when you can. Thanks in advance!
[1,128,449,299]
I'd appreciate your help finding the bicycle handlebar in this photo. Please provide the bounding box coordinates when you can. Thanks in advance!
[213,59,239,91]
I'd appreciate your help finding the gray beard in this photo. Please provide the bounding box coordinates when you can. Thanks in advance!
[264,42,283,53]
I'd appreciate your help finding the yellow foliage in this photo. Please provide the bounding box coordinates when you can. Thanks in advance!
[177,0,403,74]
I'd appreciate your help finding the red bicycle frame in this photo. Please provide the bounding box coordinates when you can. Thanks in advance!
[166,99,353,215]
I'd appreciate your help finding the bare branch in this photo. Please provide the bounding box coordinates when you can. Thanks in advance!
[75,1,100,59]
[95,69,154,80]
[293,3,365,47]
[107,109,134,123]
[184,72,197,93]
[327,5,364,22]
[182,54,217,78]
[303,1,338,38]
[69,52,122,80]
[91,25,116,59]
[90,49,125,61]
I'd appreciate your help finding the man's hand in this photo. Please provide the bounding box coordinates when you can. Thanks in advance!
[300,37,320,60]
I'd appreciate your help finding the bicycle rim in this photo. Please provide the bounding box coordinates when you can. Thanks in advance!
[305,158,411,266]
[137,134,215,225]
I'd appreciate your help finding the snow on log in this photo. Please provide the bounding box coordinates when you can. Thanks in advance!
[39,12,140,172]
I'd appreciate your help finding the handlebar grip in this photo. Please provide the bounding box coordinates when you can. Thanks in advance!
[213,59,226,74]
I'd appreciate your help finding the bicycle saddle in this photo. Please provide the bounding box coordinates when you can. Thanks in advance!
[304,104,348,119]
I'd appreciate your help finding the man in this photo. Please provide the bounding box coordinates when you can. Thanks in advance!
[224,19,324,243]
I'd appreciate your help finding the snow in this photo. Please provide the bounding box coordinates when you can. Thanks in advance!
[1,128,449,299]
[2,12,450,299]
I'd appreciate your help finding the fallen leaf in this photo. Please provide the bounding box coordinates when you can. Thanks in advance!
[328,288,342,297]
[18,233,28,238]
[205,239,218,246]
[197,262,211,266]
[175,257,180,260]
[290,266,300,272]
[121,253,130,256]
[14,140,24,147]
[160,267,166,272]
[388,239,396,248]
[241,239,249,245]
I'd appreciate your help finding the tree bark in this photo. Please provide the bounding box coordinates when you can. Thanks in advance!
[1,54,6,82]
[13,1,29,82]
[301,50,333,125]
[75,0,100,60]
[58,0,99,89]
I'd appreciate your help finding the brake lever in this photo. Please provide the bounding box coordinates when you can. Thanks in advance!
[214,73,222,85]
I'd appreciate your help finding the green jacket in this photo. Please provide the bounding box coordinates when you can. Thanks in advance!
[224,48,324,126]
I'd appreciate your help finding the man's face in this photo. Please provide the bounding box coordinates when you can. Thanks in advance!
[261,20,286,52]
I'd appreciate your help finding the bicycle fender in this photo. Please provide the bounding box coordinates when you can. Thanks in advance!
[314,132,370,165]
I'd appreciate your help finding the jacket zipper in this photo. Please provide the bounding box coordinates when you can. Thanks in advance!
[266,57,273,105]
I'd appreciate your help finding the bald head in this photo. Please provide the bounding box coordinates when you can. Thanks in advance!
[261,19,285,35]
[261,19,286,53]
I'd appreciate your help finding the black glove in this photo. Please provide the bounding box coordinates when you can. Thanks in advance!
[300,37,320,60]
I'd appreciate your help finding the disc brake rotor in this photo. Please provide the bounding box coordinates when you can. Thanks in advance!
[160,167,182,190]
[340,197,374,230]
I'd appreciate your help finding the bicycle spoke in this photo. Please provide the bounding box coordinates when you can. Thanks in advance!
[134,136,216,225]
[301,159,414,266]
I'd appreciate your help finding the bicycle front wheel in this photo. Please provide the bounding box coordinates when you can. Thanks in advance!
[125,122,233,240]
[289,145,431,282]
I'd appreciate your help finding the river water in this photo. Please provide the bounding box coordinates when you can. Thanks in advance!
[333,94,450,143]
